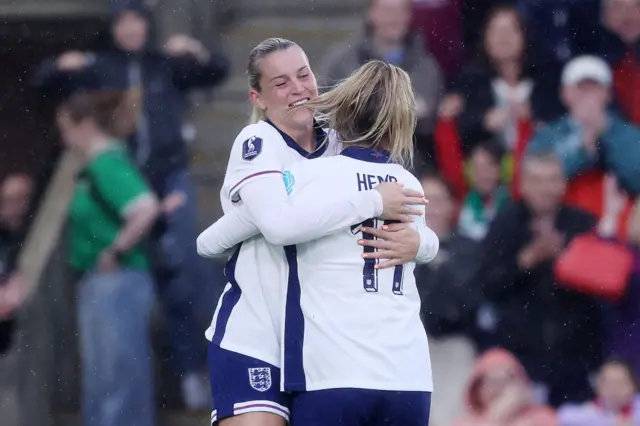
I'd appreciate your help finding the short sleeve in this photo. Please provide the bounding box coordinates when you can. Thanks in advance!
[222,125,286,202]
[86,149,151,217]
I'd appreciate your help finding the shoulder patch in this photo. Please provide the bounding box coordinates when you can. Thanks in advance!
[242,136,263,161]
[283,170,295,195]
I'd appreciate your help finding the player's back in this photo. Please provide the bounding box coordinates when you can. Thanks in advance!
[280,147,432,393]
[206,121,340,366]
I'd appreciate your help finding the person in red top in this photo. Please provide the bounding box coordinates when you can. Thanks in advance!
[598,0,640,124]
[452,349,557,426]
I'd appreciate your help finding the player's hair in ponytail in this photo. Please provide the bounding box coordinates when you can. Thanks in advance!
[299,60,416,167]
[58,89,142,139]
[247,37,298,124]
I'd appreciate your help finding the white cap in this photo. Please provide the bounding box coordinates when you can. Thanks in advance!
[561,55,612,87]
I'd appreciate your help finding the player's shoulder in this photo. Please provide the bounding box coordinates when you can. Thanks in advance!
[229,121,286,162]
[233,121,284,146]
[396,166,422,191]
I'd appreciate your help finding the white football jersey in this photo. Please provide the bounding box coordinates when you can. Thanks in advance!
[280,146,434,393]
[205,120,341,366]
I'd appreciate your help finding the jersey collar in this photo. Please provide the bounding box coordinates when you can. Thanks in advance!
[265,118,328,159]
[340,146,391,163]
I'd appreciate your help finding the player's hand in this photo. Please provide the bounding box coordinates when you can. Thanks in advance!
[358,222,420,269]
[375,182,427,223]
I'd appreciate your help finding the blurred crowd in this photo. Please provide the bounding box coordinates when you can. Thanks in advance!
[1,0,640,425]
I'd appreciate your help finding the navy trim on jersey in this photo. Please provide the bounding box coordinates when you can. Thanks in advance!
[212,244,243,345]
[283,245,307,391]
[228,170,283,197]
[265,119,328,159]
[340,146,391,164]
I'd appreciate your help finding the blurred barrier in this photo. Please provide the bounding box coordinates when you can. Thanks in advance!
[0,151,81,426]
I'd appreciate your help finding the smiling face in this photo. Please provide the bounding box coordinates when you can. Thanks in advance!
[249,45,318,132]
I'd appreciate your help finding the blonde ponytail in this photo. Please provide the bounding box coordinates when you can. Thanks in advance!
[249,105,266,125]
[298,60,416,168]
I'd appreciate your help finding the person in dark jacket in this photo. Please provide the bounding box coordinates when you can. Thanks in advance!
[444,4,563,155]
[517,0,601,75]
[0,175,32,355]
[415,171,480,426]
[31,1,229,410]
[474,152,601,407]
[320,0,443,139]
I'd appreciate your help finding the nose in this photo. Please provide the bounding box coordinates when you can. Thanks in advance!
[291,77,305,94]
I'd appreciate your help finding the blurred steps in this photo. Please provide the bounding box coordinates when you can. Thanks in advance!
[236,0,366,17]
[189,6,364,220]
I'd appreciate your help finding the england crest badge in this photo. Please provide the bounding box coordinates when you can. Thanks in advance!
[242,136,263,161]
[248,367,272,392]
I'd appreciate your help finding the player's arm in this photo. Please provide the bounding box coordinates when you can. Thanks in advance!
[202,132,424,250]
[415,217,440,264]
[196,209,258,257]
[196,176,387,255]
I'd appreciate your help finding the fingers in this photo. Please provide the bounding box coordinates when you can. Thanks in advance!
[404,196,428,206]
[358,238,393,251]
[402,207,424,216]
[360,227,388,239]
[380,223,411,232]
[375,259,404,269]
[402,188,424,198]
[382,214,414,223]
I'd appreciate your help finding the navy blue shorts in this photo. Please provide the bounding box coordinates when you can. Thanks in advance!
[208,342,291,424]
[290,388,431,426]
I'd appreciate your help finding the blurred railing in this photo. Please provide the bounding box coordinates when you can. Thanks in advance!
[0,152,82,426]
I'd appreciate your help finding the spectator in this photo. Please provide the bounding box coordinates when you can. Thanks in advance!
[32,1,228,408]
[460,0,517,53]
[0,175,32,356]
[527,55,640,220]
[597,0,640,124]
[558,357,640,425]
[445,4,562,156]
[452,348,556,426]
[458,139,509,241]
[415,172,480,426]
[57,89,160,426]
[0,174,33,233]
[517,0,601,74]
[320,0,443,140]
[474,152,601,406]
[597,176,640,378]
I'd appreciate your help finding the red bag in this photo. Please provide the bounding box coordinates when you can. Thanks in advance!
[554,233,633,302]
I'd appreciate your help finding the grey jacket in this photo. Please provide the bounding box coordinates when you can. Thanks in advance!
[319,28,443,136]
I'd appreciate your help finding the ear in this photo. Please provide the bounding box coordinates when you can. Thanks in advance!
[249,88,267,111]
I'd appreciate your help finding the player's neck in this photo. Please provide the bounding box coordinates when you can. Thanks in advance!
[278,122,315,152]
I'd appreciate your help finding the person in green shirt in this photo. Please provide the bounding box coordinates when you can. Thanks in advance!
[57,89,160,426]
